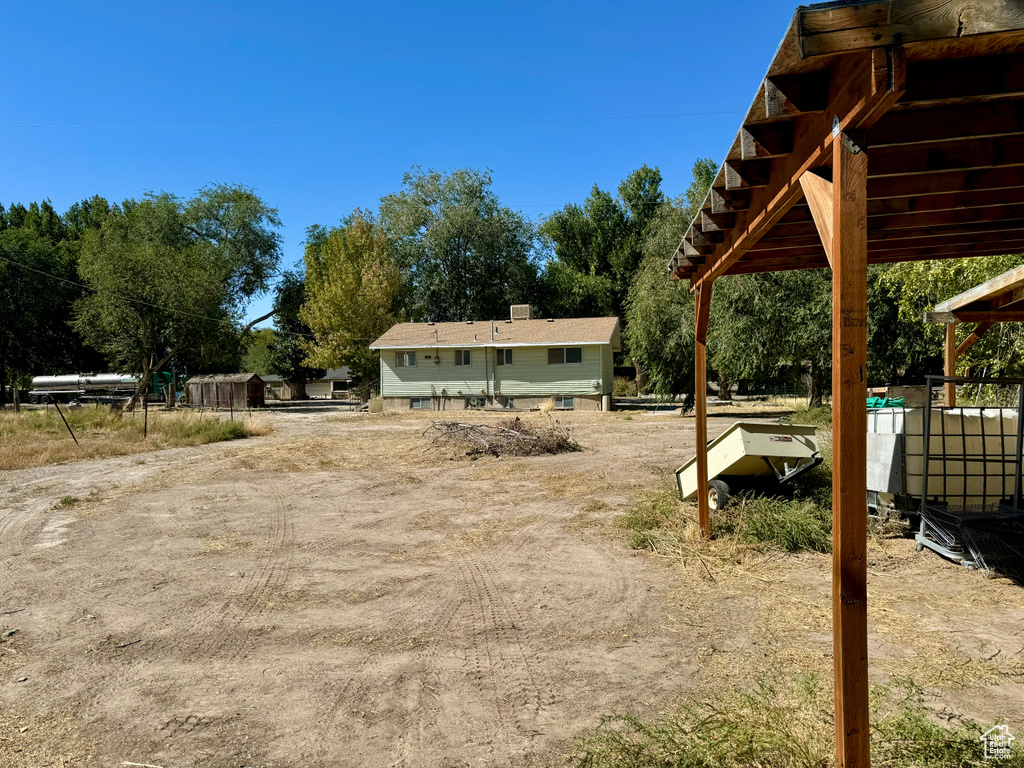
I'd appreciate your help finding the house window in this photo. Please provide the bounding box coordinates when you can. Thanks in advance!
[455,349,472,366]
[496,348,512,366]
[554,396,575,409]
[547,347,583,364]
[396,351,417,367]
[410,397,432,410]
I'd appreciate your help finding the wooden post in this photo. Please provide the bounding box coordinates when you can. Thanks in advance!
[831,129,870,768]
[694,281,714,538]
[944,322,957,406]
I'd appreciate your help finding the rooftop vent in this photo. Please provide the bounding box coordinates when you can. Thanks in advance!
[510,304,534,321]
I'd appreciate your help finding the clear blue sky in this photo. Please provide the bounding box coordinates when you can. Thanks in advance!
[2,0,797,326]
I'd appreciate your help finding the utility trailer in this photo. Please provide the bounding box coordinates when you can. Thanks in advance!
[675,421,822,510]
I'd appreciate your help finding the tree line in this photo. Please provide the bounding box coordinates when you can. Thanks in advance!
[3,164,1022,408]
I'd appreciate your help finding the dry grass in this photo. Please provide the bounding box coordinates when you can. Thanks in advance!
[0,703,96,768]
[0,407,271,470]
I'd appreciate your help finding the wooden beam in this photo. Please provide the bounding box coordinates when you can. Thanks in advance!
[765,72,830,117]
[831,128,870,768]
[903,53,1024,106]
[955,321,993,358]
[944,322,957,406]
[799,1,1024,57]
[725,158,772,190]
[799,169,835,266]
[703,210,737,230]
[953,311,1024,323]
[869,164,1024,199]
[692,47,905,289]
[871,100,1024,147]
[934,264,1024,312]
[869,134,1024,178]
[742,123,794,159]
[865,186,1024,217]
[710,187,750,214]
[694,281,714,539]
[869,201,1024,232]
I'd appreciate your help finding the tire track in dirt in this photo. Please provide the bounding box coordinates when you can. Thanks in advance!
[185,483,293,662]
[389,509,557,767]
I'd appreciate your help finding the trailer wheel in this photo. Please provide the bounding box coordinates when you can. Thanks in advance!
[28,394,39,404]
[708,479,731,511]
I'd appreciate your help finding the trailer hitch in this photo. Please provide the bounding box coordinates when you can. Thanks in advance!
[761,452,824,485]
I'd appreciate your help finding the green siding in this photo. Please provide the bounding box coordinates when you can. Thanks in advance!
[380,348,490,398]
[494,345,605,396]
[380,343,611,399]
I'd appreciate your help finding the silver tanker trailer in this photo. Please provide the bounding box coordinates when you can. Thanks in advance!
[28,374,139,404]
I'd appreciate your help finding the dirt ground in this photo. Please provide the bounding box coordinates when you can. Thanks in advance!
[1,402,1022,767]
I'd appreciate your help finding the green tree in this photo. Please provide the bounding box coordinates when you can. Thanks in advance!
[74,186,282,409]
[623,159,716,400]
[379,167,540,321]
[709,270,832,406]
[267,270,325,399]
[878,255,1024,377]
[0,199,107,404]
[541,164,667,320]
[300,213,405,386]
[241,328,275,377]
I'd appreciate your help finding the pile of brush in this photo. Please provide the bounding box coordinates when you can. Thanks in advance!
[424,416,580,457]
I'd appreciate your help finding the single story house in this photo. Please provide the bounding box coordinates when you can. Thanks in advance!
[369,305,620,411]
[263,368,353,400]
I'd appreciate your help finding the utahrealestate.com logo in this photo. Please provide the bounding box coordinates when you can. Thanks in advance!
[981,725,1015,760]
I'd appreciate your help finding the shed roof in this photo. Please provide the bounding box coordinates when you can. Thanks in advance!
[370,317,620,350]
[187,373,264,384]
[668,0,1024,287]
[931,263,1024,320]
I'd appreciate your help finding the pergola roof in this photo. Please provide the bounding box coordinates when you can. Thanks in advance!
[670,0,1024,287]
[931,263,1024,320]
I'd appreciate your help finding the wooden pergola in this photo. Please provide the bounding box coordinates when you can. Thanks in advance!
[669,2,1024,766]
[924,264,1024,405]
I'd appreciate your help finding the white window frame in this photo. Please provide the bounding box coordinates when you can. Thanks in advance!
[554,396,575,410]
[455,349,472,366]
[496,348,512,366]
[395,351,417,368]
[410,397,432,410]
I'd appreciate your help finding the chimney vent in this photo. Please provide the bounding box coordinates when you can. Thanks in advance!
[510,304,534,321]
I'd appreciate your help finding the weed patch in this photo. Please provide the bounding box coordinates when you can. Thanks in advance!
[0,408,270,470]
[574,675,1022,768]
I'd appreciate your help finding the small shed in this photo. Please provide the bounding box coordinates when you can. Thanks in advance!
[186,373,265,409]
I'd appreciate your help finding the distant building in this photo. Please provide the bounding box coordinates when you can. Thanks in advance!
[263,368,352,401]
[186,373,265,409]
[369,305,620,411]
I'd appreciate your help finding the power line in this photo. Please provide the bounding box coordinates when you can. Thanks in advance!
[0,253,313,339]
[1,110,743,130]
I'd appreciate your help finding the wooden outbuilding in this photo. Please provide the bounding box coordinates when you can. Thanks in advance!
[186,373,265,409]
[925,264,1024,405]
[668,2,1024,766]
